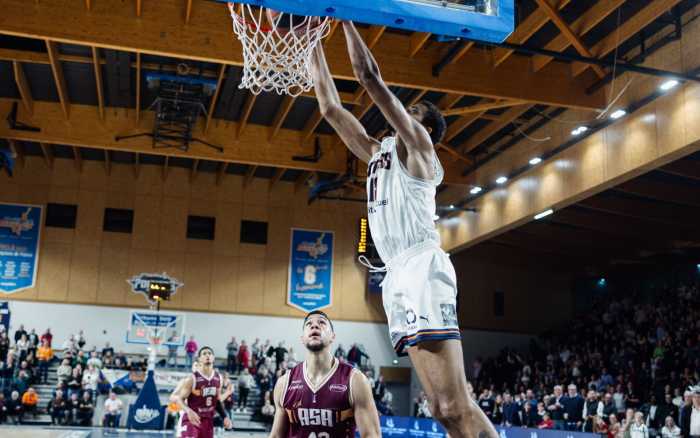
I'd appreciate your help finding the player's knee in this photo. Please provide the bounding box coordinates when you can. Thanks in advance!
[431,396,473,427]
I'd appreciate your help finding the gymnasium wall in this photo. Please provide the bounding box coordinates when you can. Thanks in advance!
[0,157,384,322]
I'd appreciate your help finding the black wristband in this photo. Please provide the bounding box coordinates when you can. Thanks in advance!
[215,400,228,419]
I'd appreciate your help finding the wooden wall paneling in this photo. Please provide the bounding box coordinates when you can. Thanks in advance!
[182,252,213,311]
[190,171,219,202]
[133,164,165,197]
[158,197,188,252]
[67,244,101,303]
[75,190,105,245]
[266,206,293,259]
[162,167,191,199]
[236,257,265,313]
[213,202,241,257]
[37,242,72,301]
[96,244,130,305]
[155,251,186,310]
[216,175,244,203]
[262,258,289,316]
[132,195,162,250]
[50,158,81,188]
[124,248,159,307]
[209,255,239,312]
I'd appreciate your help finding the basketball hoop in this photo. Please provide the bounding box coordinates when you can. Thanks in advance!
[227,3,332,96]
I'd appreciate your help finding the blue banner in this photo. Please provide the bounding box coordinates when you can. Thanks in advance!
[368,271,385,294]
[370,417,600,438]
[127,370,166,430]
[0,203,42,294]
[287,228,334,312]
[0,301,9,330]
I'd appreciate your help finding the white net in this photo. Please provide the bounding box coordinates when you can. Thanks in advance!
[228,3,332,96]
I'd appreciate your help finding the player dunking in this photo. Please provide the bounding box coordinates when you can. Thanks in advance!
[268,310,380,438]
[170,347,232,438]
[310,22,498,438]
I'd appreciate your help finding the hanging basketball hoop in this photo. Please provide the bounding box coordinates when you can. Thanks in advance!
[228,3,332,96]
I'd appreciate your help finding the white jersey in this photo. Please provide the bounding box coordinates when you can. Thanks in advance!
[366,136,444,263]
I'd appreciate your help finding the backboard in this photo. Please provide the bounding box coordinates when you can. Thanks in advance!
[126,310,186,347]
[220,0,514,42]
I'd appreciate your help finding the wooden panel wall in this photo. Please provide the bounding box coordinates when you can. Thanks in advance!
[0,158,385,323]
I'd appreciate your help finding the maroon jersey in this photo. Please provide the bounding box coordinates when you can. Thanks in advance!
[282,359,356,438]
[186,370,221,418]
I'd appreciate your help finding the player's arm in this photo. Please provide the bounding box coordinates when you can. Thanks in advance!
[342,21,433,156]
[351,371,381,438]
[169,375,200,426]
[268,372,290,438]
[216,378,233,430]
[310,42,380,163]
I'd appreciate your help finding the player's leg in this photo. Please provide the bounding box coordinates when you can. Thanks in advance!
[408,339,497,438]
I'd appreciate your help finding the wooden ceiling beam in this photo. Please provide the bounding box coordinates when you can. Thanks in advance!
[11,61,33,116]
[39,142,54,169]
[533,0,626,73]
[185,0,193,24]
[658,160,700,181]
[534,0,606,78]
[572,0,682,77]
[136,0,142,17]
[8,139,23,169]
[205,65,226,135]
[91,47,105,120]
[190,159,199,183]
[0,0,605,110]
[458,104,535,154]
[614,177,700,208]
[269,167,286,190]
[135,52,141,125]
[444,111,485,144]
[134,152,140,178]
[162,156,170,181]
[85,0,91,11]
[243,165,257,188]
[366,26,387,50]
[104,149,111,176]
[269,95,296,141]
[443,99,527,117]
[236,93,257,139]
[45,40,70,119]
[409,32,431,58]
[493,0,573,67]
[72,146,82,173]
[577,195,700,229]
[216,162,229,186]
[302,109,324,142]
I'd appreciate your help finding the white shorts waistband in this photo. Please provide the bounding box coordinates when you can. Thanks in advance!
[384,240,443,271]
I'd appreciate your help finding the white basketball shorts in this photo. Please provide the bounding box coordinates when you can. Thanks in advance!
[380,241,461,356]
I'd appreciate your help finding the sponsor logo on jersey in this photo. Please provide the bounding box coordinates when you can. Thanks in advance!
[329,384,347,393]
[288,383,304,391]
[134,405,160,423]
[297,408,335,427]
[202,386,217,397]
[440,303,458,326]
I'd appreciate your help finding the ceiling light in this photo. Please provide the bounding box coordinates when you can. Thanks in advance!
[571,126,588,136]
[449,205,455,209]
[610,109,626,120]
[534,209,553,220]
[469,186,482,195]
[660,79,679,91]
[529,157,542,165]
[496,176,508,185]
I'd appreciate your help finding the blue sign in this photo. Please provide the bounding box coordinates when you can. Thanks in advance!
[0,203,42,294]
[287,228,334,312]
[0,301,10,330]
[368,271,385,294]
[127,272,183,305]
[370,417,600,438]
[127,370,166,430]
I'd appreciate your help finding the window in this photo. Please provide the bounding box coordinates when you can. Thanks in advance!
[494,290,505,317]
[45,203,78,229]
[240,220,268,245]
[187,216,216,240]
[103,208,134,233]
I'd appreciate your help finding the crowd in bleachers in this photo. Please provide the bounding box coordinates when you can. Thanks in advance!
[463,280,700,438]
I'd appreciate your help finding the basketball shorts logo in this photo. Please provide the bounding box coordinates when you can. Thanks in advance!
[440,304,458,326]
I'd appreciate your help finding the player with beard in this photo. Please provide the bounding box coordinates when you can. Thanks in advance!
[170,347,232,438]
[268,311,380,438]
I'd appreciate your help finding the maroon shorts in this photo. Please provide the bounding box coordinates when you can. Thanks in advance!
[179,414,214,438]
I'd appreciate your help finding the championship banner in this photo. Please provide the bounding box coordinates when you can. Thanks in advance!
[287,228,334,312]
[127,371,166,430]
[0,301,10,330]
[0,203,42,294]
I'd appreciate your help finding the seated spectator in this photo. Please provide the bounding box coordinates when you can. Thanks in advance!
[260,391,275,423]
[77,391,94,426]
[7,390,22,424]
[48,389,67,425]
[101,342,114,359]
[67,367,83,398]
[65,392,80,425]
[21,387,38,418]
[13,361,32,395]
[660,416,681,438]
[36,339,53,384]
[86,351,102,369]
[82,363,100,402]
[630,412,649,438]
[608,414,621,438]
[538,413,554,429]
[103,392,123,428]
[73,350,87,369]
[15,334,29,362]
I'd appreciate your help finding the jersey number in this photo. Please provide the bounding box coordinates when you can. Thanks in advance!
[368,176,378,203]
[308,433,330,438]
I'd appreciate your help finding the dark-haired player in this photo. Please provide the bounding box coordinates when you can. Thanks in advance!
[170,346,232,438]
[310,22,498,438]
[268,311,380,438]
